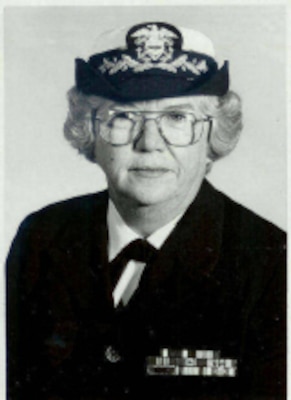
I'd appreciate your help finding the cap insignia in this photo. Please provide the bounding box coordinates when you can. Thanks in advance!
[130,24,178,63]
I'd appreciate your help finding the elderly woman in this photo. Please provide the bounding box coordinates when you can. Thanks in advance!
[7,22,286,400]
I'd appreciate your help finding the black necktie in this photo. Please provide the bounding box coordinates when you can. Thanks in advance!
[110,239,158,301]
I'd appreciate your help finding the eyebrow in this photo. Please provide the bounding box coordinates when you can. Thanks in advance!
[162,103,194,111]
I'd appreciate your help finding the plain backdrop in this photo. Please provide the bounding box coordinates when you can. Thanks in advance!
[4,6,287,260]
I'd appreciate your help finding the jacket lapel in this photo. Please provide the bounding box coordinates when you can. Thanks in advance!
[145,180,224,293]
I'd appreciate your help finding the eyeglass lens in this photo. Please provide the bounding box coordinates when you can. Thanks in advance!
[99,111,207,146]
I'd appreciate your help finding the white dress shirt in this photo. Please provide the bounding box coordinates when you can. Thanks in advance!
[107,200,182,307]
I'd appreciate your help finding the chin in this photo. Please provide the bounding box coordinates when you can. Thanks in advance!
[124,187,176,207]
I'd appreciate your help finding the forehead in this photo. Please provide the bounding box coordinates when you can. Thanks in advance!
[98,96,203,113]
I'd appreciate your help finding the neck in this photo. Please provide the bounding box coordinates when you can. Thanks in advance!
[109,184,203,237]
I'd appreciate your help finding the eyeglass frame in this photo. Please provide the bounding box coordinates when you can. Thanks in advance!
[91,108,213,147]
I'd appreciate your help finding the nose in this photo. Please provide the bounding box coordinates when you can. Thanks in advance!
[134,119,166,152]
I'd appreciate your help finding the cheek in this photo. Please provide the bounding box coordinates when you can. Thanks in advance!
[178,143,208,179]
[95,140,129,176]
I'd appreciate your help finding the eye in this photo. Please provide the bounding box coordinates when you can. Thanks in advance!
[165,112,187,122]
[163,112,189,128]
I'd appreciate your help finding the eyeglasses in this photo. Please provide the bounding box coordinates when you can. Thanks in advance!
[92,110,212,147]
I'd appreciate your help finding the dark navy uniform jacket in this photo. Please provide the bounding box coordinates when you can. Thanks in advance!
[7,180,286,400]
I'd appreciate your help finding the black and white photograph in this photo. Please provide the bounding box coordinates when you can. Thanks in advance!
[3,4,288,400]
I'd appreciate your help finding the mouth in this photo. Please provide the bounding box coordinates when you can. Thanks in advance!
[129,167,171,179]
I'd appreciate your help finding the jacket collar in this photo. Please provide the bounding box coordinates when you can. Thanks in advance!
[58,180,224,279]
[51,181,224,304]
[107,199,183,262]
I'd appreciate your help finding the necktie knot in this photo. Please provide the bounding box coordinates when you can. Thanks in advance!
[110,239,158,289]
[120,239,158,264]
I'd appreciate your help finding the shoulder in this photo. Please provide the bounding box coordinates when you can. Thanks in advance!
[11,191,109,248]
[217,185,286,249]
[199,180,286,247]
[32,190,108,217]
[204,182,286,297]
[208,182,286,288]
[24,190,107,220]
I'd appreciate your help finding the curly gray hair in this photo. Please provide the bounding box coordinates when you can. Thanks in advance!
[64,87,243,163]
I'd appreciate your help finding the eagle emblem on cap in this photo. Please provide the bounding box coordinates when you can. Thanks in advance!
[130,24,178,63]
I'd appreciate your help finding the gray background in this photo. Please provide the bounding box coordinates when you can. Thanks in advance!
[4,6,287,254]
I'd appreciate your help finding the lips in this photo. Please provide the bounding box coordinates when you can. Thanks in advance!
[129,167,171,178]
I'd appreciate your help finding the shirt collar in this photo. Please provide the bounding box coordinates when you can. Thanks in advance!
[107,199,183,262]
